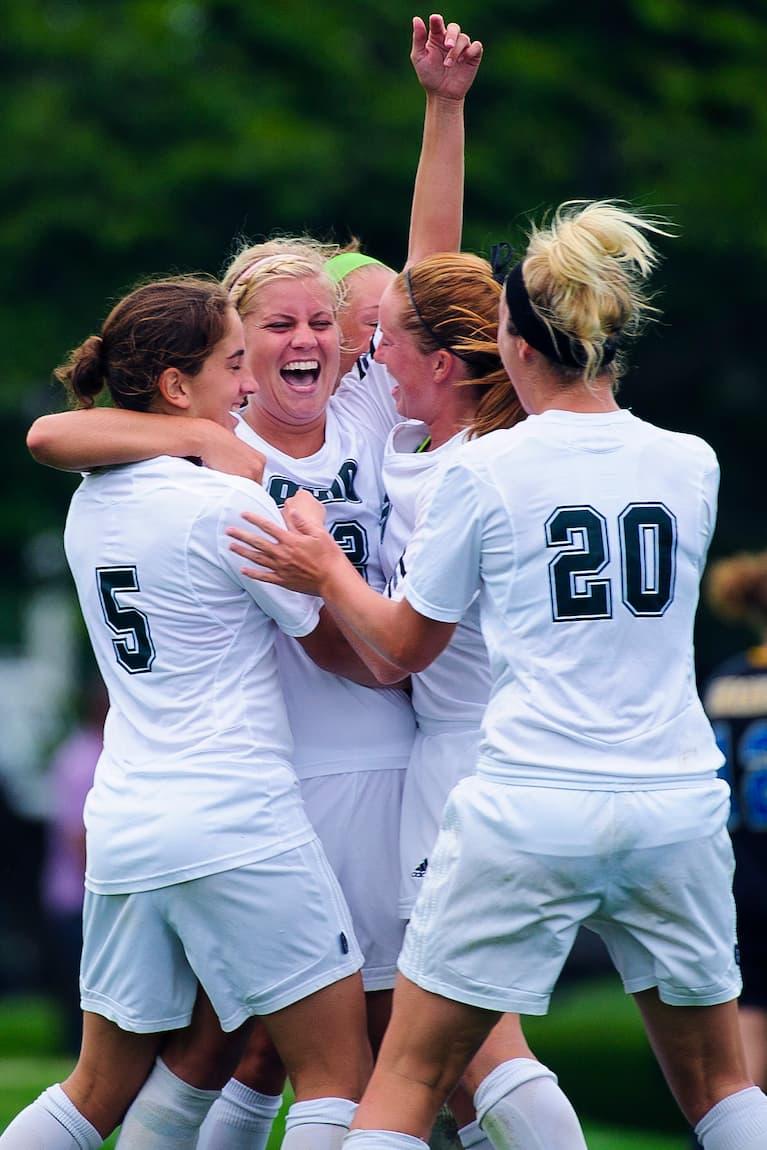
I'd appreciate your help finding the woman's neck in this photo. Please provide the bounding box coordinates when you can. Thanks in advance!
[242,405,327,459]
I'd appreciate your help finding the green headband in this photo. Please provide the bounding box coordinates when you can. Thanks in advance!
[325,252,387,285]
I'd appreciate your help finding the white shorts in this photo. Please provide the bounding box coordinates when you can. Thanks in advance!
[399,775,741,1015]
[302,768,406,991]
[80,837,363,1033]
[399,727,480,919]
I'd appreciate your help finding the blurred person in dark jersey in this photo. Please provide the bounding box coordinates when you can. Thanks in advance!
[704,550,767,1090]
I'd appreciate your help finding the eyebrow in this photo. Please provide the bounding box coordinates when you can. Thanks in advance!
[261,310,334,321]
[226,348,245,362]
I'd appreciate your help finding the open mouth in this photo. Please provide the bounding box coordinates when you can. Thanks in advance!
[280,359,321,389]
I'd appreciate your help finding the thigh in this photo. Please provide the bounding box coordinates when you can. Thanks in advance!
[173,840,364,1031]
[302,770,406,992]
[80,888,198,1033]
[263,971,372,1102]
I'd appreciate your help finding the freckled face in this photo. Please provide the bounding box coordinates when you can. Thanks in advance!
[374,283,440,424]
[241,276,341,428]
[186,308,255,426]
[337,264,396,381]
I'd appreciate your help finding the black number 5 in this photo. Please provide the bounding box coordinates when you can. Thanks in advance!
[97,566,156,673]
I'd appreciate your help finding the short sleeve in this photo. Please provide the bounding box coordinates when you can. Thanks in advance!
[217,485,321,637]
[332,333,401,445]
[404,462,484,622]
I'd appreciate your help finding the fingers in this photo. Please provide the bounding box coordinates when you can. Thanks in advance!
[239,511,284,541]
[411,15,427,56]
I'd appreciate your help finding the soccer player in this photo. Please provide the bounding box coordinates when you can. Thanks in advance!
[333,250,589,1150]
[704,551,767,1092]
[25,19,482,1148]
[228,200,767,1150]
[1,277,375,1150]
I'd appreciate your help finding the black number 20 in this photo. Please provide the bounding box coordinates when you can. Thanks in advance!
[546,503,677,622]
[97,566,156,673]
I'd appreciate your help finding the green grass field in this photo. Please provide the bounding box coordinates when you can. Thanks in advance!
[0,982,692,1148]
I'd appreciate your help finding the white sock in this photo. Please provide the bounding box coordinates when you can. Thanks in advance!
[474,1058,587,1150]
[695,1086,767,1150]
[0,1084,102,1149]
[343,1135,428,1149]
[282,1097,357,1149]
[459,1118,493,1149]
[196,1080,282,1150]
[115,1057,218,1148]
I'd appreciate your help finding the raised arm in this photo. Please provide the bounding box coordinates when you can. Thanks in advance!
[406,14,483,266]
[27,409,265,483]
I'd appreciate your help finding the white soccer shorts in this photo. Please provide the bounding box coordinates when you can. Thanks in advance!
[80,837,363,1033]
[399,775,741,1014]
[302,767,406,991]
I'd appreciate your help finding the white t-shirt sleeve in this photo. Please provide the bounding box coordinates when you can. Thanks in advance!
[217,485,321,637]
[699,447,720,565]
[404,462,484,623]
[333,332,400,443]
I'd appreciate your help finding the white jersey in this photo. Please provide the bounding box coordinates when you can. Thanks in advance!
[381,419,491,730]
[64,457,321,895]
[234,366,415,779]
[405,409,724,787]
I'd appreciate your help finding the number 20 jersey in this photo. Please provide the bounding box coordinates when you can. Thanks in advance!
[404,409,724,787]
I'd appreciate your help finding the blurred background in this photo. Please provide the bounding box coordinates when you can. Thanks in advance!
[1,1,765,1144]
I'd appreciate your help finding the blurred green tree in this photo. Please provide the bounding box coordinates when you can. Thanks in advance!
[1,0,766,667]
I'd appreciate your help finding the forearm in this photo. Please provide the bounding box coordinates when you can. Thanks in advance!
[27,409,205,471]
[318,558,430,672]
[325,598,409,686]
[407,93,465,265]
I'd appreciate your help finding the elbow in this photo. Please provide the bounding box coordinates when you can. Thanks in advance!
[372,664,410,687]
[26,418,66,466]
[27,418,58,465]
[386,639,431,676]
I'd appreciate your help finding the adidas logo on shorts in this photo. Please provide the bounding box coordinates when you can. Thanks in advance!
[411,858,428,879]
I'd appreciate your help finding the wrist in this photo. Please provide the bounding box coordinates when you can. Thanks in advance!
[425,90,466,111]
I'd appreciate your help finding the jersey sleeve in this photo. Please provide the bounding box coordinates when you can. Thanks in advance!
[404,461,484,623]
[332,333,401,445]
[699,447,720,565]
[217,484,321,638]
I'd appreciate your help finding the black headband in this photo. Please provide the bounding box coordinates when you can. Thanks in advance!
[497,254,619,371]
[404,269,474,363]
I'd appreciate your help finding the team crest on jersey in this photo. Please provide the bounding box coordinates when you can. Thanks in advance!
[267,459,361,508]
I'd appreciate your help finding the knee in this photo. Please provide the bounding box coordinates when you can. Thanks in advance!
[234,1027,288,1095]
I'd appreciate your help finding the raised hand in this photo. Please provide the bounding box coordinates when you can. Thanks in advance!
[411,13,483,101]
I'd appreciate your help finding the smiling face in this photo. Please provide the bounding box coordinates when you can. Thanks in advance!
[184,307,254,425]
[240,276,341,438]
[374,282,442,424]
[337,264,396,381]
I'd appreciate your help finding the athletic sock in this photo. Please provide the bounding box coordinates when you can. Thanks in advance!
[0,1084,102,1149]
[115,1057,218,1148]
[343,1134,429,1149]
[196,1080,282,1150]
[695,1086,767,1150]
[458,1118,493,1148]
[474,1058,587,1150]
[281,1097,358,1150]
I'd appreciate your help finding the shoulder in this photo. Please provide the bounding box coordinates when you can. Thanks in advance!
[629,415,718,469]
